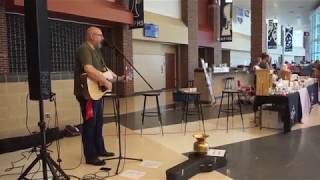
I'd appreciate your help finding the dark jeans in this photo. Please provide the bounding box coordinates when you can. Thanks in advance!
[76,96,107,161]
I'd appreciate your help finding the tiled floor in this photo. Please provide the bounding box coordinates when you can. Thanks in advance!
[0,96,320,179]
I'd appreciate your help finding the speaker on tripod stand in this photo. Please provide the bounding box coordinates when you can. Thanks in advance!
[18,0,69,179]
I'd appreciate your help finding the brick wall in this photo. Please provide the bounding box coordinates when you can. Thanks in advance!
[112,24,134,96]
[251,0,266,61]
[0,1,9,74]
[111,0,133,95]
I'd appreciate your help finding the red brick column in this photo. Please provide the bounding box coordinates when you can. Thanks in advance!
[182,0,198,82]
[113,0,134,95]
[251,0,266,61]
[212,0,222,65]
[0,0,9,74]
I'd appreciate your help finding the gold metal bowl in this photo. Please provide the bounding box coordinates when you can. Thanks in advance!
[193,133,209,155]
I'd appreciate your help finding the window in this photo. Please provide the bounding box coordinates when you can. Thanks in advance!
[6,14,112,73]
[310,8,320,61]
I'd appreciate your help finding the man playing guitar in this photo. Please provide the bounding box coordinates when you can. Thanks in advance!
[74,26,124,166]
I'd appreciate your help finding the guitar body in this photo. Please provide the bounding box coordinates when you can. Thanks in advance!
[81,71,113,100]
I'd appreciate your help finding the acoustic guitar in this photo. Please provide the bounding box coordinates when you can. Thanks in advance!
[81,71,113,100]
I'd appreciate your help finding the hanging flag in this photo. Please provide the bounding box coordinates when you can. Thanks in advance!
[267,19,277,49]
[220,0,232,42]
[129,0,144,29]
[285,27,293,52]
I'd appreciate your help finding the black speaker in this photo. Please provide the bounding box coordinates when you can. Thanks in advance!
[24,0,51,100]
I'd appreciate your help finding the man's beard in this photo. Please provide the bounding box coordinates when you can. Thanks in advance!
[95,42,102,49]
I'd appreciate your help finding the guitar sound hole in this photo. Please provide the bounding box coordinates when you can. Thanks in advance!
[99,86,107,91]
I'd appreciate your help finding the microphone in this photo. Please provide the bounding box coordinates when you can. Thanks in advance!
[102,40,114,48]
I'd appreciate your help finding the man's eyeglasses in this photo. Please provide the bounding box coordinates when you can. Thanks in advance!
[94,33,104,38]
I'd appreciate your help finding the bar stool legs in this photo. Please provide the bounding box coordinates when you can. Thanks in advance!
[184,95,189,135]
[227,92,230,132]
[141,96,147,136]
[103,94,119,133]
[182,94,205,135]
[140,93,163,136]
[217,90,244,132]
[156,95,164,136]
[237,93,244,131]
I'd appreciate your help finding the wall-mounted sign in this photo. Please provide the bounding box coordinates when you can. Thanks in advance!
[129,0,144,29]
[267,19,277,49]
[285,27,293,52]
[143,24,159,38]
[220,0,232,42]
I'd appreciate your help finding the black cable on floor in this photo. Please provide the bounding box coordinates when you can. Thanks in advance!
[52,96,62,168]
[4,149,33,173]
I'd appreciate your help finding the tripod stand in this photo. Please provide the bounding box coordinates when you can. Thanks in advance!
[18,100,69,180]
[103,93,142,174]
[102,40,157,174]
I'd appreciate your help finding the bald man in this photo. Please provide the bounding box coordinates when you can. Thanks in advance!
[74,27,114,166]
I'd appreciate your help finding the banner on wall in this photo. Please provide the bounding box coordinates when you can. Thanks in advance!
[285,27,293,52]
[129,0,144,29]
[220,0,232,42]
[267,19,277,49]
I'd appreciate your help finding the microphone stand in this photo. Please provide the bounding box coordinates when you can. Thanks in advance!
[102,40,156,175]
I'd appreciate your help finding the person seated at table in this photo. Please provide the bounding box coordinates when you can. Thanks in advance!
[312,60,320,70]
[252,57,262,71]
[259,53,271,70]
[312,60,320,80]
[281,62,291,72]
[284,61,293,71]
[293,65,304,76]
[268,56,273,69]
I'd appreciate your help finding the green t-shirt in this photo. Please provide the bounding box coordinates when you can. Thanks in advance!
[74,42,106,97]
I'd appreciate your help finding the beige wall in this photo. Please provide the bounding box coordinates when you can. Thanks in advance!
[133,40,176,92]
[132,11,188,44]
[0,80,80,139]
[0,78,175,139]
[144,0,181,19]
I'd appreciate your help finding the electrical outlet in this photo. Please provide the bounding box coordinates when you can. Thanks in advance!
[45,113,51,119]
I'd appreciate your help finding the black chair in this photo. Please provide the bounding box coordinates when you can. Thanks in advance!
[141,92,163,136]
[180,91,205,135]
[217,89,244,132]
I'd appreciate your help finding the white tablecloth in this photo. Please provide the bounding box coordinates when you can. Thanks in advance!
[299,88,311,123]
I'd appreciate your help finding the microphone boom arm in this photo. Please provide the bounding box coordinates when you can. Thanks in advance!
[104,40,154,90]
